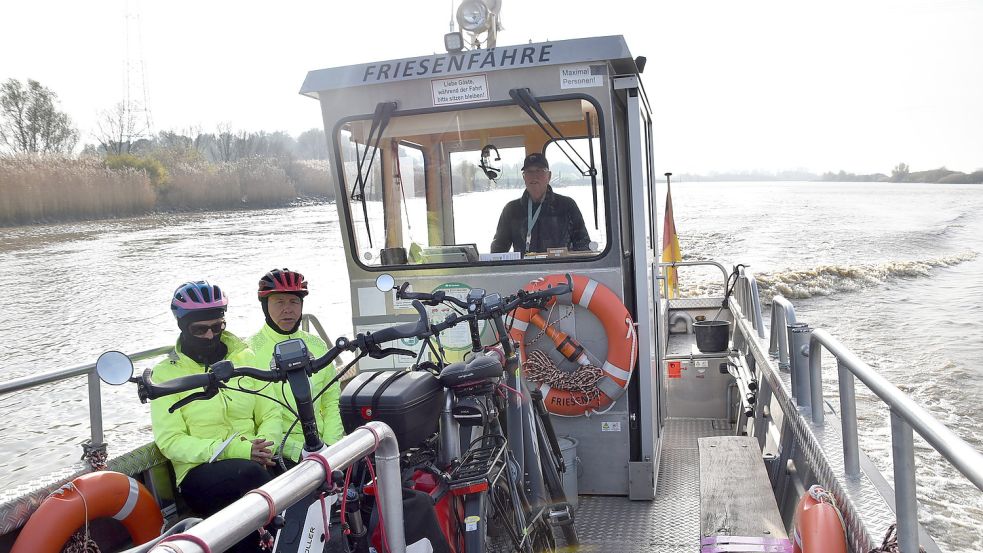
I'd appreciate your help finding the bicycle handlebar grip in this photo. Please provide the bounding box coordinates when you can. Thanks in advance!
[234,366,279,381]
[145,372,213,400]
[369,300,430,344]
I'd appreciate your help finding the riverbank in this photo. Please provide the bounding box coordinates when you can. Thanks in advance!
[0,155,335,226]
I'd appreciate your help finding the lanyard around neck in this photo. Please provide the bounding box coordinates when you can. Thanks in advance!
[526,198,544,251]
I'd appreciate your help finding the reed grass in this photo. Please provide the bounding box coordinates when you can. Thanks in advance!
[0,155,155,225]
[158,157,296,209]
[285,159,335,199]
[0,154,329,227]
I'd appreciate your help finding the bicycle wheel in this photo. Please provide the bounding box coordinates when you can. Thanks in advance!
[534,412,579,546]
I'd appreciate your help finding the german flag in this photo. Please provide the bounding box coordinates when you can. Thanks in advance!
[661,175,681,298]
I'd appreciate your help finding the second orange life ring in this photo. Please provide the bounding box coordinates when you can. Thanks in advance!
[509,274,637,416]
[11,470,164,553]
[792,485,848,553]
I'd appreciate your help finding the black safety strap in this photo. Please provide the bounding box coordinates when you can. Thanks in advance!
[349,370,387,414]
[370,371,411,416]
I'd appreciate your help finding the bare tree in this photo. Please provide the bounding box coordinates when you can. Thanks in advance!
[94,102,147,155]
[213,122,237,162]
[296,128,328,160]
[0,78,79,154]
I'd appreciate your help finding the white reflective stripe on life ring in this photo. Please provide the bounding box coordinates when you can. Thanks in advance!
[597,376,627,400]
[112,476,141,521]
[601,361,632,381]
[539,382,553,397]
[577,279,599,309]
[512,317,529,332]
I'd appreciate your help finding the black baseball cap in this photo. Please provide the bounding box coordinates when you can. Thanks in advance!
[521,153,549,171]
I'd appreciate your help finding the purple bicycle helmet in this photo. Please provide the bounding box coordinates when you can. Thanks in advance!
[170,280,228,320]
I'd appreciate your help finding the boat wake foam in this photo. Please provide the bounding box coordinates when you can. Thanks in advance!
[678,252,978,301]
[753,252,978,301]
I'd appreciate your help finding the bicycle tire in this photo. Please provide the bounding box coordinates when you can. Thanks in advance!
[534,412,579,545]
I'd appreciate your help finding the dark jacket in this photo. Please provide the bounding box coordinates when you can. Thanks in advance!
[490,186,591,254]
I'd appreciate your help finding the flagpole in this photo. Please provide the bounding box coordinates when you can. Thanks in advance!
[662,172,681,299]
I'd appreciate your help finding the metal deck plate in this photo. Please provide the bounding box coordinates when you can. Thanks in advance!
[561,418,731,552]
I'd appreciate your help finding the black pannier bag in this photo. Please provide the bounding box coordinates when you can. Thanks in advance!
[339,370,444,449]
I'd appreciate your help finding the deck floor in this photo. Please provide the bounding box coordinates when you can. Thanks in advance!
[561,418,732,552]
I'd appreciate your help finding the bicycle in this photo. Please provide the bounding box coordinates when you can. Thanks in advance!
[376,273,580,552]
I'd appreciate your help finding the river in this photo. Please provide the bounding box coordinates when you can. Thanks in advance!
[1,182,980,552]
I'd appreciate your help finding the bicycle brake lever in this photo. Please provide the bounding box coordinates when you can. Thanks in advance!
[369,347,417,359]
[168,387,219,413]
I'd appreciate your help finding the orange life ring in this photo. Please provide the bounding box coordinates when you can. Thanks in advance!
[792,485,847,553]
[11,470,164,553]
[510,274,637,416]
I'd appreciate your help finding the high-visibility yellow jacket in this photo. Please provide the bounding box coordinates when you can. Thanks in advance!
[245,324,345,461]
[150,332,281,485]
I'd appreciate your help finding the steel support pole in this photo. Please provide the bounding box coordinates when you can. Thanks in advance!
[87,371,105,447]
[788,324,811,407]
[807,334,824,425]
[837,359,860,477]
[890,410,919,553]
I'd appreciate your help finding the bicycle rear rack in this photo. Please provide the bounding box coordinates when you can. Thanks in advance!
[448,440,507,495]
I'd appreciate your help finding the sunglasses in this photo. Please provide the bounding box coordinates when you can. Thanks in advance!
[522,168,549,175]
[188,320,226,337]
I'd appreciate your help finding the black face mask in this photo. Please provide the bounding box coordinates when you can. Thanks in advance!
[176,308,229,366]
[179,332,228,366]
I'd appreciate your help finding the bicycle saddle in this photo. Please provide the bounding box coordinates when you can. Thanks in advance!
[439,355,503,389]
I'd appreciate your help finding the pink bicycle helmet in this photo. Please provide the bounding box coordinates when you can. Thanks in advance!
[257,268,309,299]
[170,281,228,319]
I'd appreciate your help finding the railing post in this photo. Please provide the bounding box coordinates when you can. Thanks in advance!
[87,370,105,448]
[890,409,920,553]
[837,359,860,477]
[807,334,824,425]
[788,323,811,406]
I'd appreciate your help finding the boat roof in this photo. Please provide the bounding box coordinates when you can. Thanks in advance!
[300,35,636,98]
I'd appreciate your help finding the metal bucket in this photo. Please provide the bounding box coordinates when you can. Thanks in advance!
[693,320,730,353]
[558,436,580,509]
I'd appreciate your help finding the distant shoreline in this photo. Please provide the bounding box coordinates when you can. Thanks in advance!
[670,166,983,184]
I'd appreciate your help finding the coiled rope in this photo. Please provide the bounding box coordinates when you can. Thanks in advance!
[523,350,602,406]
[867,524,926,553]
[53,483,100,553]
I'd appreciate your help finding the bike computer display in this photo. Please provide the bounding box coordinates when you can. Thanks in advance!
[273,339,311,372]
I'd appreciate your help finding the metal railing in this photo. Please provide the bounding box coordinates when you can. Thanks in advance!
[757,289,983,553]
[0,314,334,460]
[657,259,729,298]
[150,421,406,553]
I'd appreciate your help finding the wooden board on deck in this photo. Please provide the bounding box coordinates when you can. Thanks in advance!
[699,436,787,539]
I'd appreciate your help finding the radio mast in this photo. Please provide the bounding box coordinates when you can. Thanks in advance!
[122,0,154,140]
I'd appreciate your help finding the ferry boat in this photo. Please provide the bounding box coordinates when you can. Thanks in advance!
[1,4,980,553]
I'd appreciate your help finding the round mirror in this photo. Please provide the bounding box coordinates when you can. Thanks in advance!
[375,273,396,292]
[96,351,134,385]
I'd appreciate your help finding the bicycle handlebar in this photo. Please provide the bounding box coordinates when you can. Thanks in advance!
[139,300,431,402]
[396,273,572,320]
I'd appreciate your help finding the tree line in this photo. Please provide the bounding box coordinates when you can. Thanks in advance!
[821,163,983,184]
[0,77,335,226]
[1,77,329,163]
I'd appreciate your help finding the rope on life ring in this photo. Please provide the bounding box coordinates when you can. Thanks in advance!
[509,274,638,417]
[11,471,164,553]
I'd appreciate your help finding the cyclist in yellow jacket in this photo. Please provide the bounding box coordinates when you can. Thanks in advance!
[245,268,344,464]
[151,281,280,553]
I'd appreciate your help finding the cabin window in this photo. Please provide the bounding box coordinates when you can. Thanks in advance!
[335,98,607,268]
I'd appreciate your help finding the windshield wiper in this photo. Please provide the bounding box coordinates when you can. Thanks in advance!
[509,88,599,228]
[351,101,397,248]
[586,111,598,229]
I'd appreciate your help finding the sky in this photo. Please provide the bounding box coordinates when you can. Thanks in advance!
[2,0,981,175]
